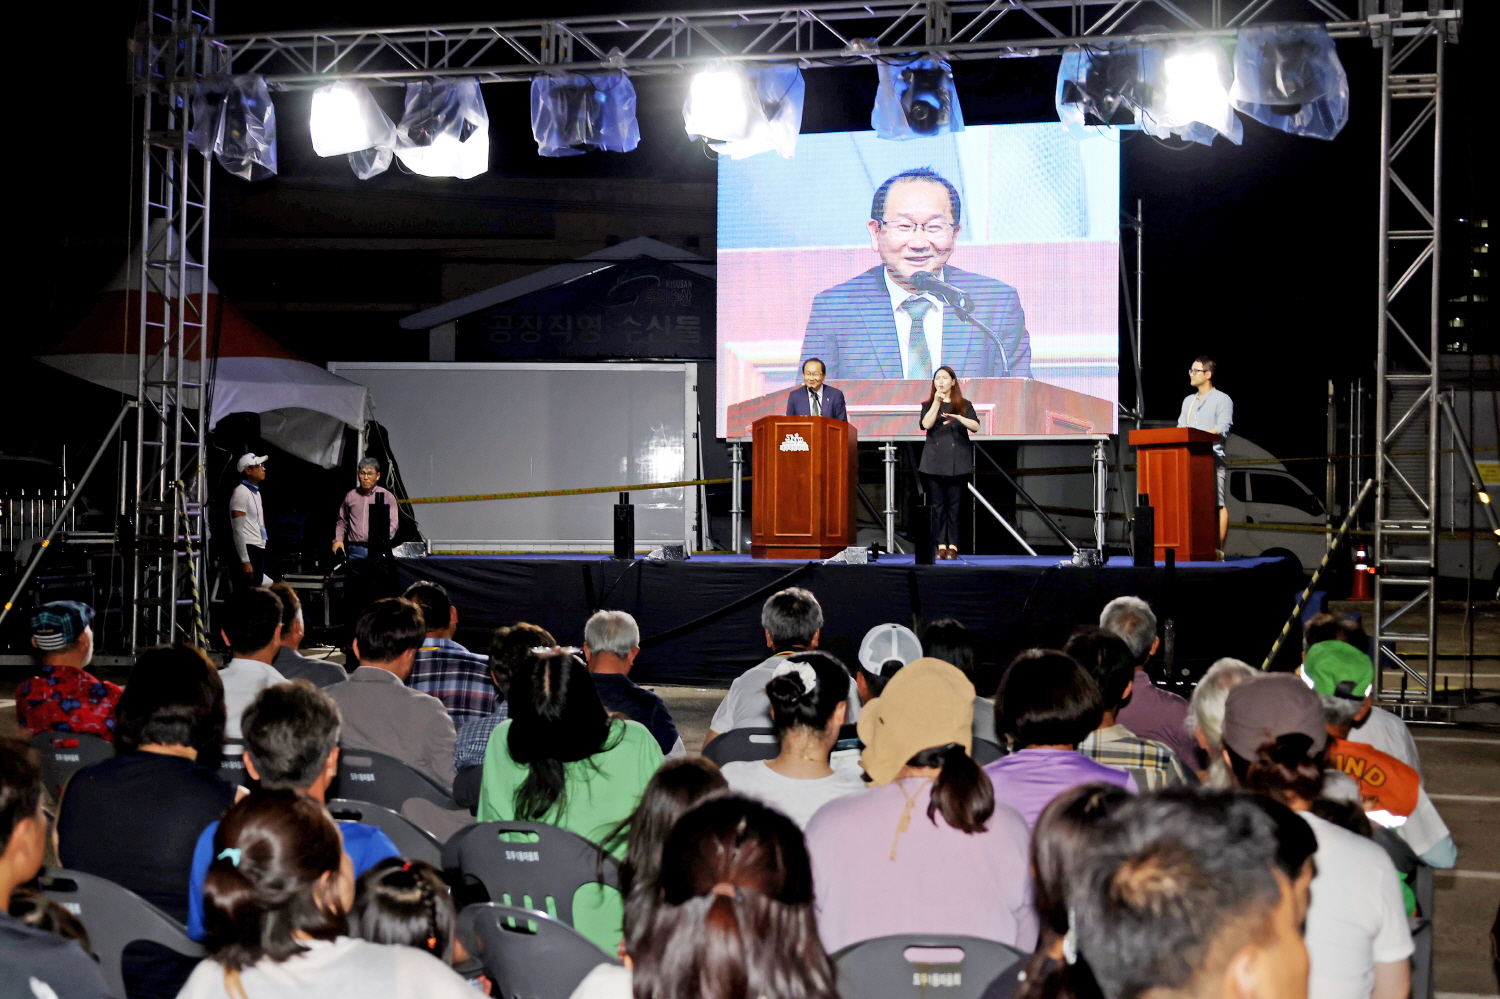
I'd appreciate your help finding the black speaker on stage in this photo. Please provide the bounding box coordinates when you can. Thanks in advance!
[613,492,635,560]
[368,497,392,557]
[1133,494,1154,567]
[914,504,934,565]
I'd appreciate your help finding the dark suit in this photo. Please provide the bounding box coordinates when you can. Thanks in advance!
[785,384,848,421]
[800,265,1031,380]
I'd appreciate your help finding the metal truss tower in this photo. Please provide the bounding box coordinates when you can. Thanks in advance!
[128,0,218,649]
[1371,6,1461,716]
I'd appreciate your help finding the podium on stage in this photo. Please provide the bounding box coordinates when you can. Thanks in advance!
[1129,427,1220,562]
[751,415,858,559]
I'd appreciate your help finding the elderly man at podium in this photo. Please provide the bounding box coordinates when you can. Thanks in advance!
[785,357,847,420]
[1178,356,1234,549]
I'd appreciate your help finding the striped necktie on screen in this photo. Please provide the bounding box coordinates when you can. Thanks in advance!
[810,389,821,416]
[902,296,935,380]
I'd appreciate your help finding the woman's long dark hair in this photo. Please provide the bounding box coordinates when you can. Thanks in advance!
[906,743,994,834]
[1226,733,1327,807]
[349,858,456,963]
[921,365,966,413]
[766,652,849,737]
[114,644,227,761]
[506,649,620,821]
[629,796,838,999]
[1014,783,1129,999]
[202,790,346,978]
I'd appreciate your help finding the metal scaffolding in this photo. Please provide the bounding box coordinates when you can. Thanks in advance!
[121,0,1461,650]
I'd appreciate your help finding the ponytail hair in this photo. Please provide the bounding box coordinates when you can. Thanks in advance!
[906,743,994,834]
[766,652,849,736]
[202,790,346,976]
[349,858,456,962]
[1226,733,1326,807]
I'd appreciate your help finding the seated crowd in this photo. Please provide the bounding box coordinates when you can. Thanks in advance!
[2,581,1460,999]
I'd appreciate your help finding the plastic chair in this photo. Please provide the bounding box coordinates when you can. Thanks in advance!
[217,743,254,789]
[833,934,1025,999]
[330,748,461,813]
[442,821,620,927]
[971,738,1004,765]
[1409,863,1434,999]
[327,798,442,866]
[459,903,618,999]
[30,732,114,798]
[39,868,205,999]
[702,727,779,766]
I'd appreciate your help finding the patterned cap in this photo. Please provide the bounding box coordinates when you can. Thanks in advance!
[30,601,95,651]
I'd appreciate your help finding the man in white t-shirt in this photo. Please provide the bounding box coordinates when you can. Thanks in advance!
[229,453,270,587]
[217,587,287,741]
[702,588,860,747]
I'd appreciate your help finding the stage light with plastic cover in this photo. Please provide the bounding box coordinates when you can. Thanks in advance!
[873,56,964,140]
[683,63,757,142]
[1230,24,1348,140]
[191,74,278,181]
[392,78,490,179]
[310,81,395,158]
[1138,39,1241,146]
[683,63,803,159]
[532,72,640,157]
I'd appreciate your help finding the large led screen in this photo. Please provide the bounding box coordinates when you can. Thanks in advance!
[717,123,1120,439]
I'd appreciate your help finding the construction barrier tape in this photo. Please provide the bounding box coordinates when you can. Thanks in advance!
[399,476,742,506]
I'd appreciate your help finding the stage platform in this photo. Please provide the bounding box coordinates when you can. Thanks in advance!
[397,552,1304,691]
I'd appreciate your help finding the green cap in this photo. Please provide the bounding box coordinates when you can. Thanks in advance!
[1302,640,1374,700]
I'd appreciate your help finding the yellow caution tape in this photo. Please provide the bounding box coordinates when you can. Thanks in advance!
[400,476,741,506]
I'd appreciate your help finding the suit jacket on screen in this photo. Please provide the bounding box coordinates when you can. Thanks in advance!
[799,265,1031,381]
[785,384,848,420]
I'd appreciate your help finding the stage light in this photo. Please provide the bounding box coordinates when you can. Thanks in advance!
[1230,24,1349,140]
[683,62,803,159]
[390,78,490,179]
[1139,39,1241,146]
[532,72,640,157]
[1056,46,1153,134]
[684,63,757,142]
[310,80,395,158]
[873,56,964,140]
[191,74,278,181]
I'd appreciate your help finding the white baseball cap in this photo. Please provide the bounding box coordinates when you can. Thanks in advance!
[858,623,923,676]
[236,453,269,472]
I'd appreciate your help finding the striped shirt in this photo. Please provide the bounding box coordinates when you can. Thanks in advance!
[1078,724,1191,791]
[454,701,510,770]
[408,637,495,724]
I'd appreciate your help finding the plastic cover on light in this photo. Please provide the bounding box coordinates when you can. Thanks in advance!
[392,78,490,179]
[190,75,278,181]
[1230,24,1349,141]
[872,56,964,140]
[683,62,803,159]
[1140,40,1242,146]
[1055,46,1151,136]
[310,80,396,157]
[531,72,640,157]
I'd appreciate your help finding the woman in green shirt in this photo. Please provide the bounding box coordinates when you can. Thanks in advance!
[477,648,663,951]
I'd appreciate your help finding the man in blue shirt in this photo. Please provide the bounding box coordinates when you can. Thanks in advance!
[403,580,495,725]
[1177,356,1234,552]
[583,610,685,758]
[186,682,399,940]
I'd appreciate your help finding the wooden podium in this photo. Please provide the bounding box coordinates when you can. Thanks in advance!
[1129,428,1220,562]
[751,415,858,559]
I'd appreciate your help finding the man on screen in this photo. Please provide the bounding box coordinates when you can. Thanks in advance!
[784,358,848,420]
[800,167,1031,381]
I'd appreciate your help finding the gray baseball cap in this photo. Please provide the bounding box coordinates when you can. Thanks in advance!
[858,623,923,677]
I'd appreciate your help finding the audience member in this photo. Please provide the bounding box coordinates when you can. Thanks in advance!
[853,622,921,702]
[451,622,547,808]
[583,610,684,758]
[0,738,113,999]
[183,790,474,999]
[403,581,495,725]
[350,858,459,966]
[1066,628,1190,790]
[1184,658,1259,786]
[1069,789,1313,999]
[477,648,663,951]
[1098,596,1199,767]
[185,681,400,940]
[327,597,456,791]
[574,795,839,999]
[805,658,1035,954]
[16,601,122,743]
[705,588,860,745]
[57,645,235,999]
[985,651,1136,826]
[604,756,729,904]
[1303,639,1454,867]
[721,651,866,828]
[1304,616,1422,773]
[217,587,289,742]
[8,888,91,953]
[267,581,347,687]
[1221,674,1412,999]
[922,617,999,743]
[987,782,1130,999]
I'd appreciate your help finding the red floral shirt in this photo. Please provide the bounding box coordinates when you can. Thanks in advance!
[16,664,122,742]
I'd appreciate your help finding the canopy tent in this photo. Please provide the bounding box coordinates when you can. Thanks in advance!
[36,221,371,467]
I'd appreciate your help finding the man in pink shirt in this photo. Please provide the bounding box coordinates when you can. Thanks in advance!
[1100,595,1201,769]
[333,457,399,560]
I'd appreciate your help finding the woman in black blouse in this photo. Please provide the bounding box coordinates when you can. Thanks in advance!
[918,366,980,560]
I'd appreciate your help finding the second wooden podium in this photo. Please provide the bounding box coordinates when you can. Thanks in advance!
[751,415,858,559]
[1129,427,1221,562]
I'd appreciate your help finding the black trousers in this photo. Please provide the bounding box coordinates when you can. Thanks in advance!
[923,474,966,546]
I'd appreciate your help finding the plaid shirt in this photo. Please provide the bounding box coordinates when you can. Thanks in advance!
[454,702,510,770]
[1078,724,1191,791]
[408,638,495,723]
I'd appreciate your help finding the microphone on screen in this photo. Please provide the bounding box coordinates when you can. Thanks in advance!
[909,270,974,312]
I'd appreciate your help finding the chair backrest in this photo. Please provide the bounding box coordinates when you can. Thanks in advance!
[327,798,442,866]
[442,821,620,927]
[1409,864,1434,999]
[971,738,1004,765]
[39,868,205,999]
[702,727,780,766]
[217,743,254,789]
[459,903,618,999]
[833,934,1025,999]
[329,748,460,813]
[30,732,115,799]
